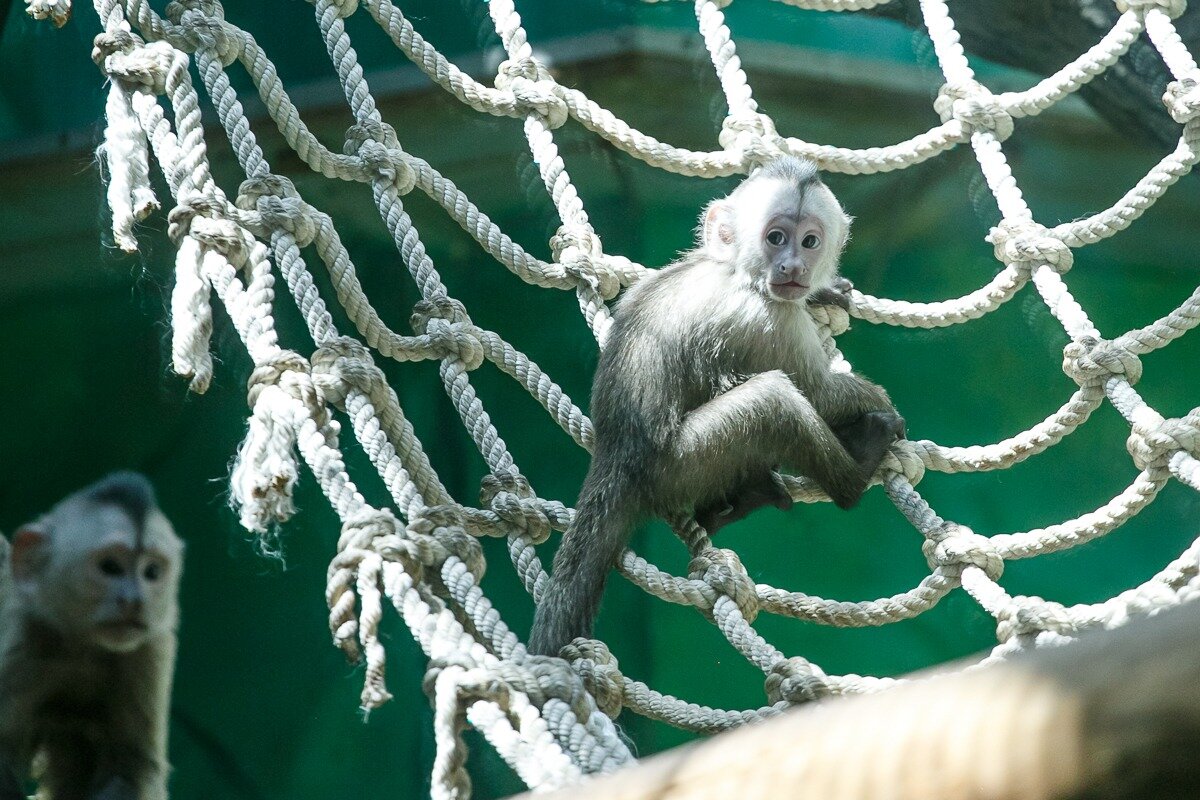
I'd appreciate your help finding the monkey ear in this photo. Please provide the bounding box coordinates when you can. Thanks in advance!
[702,201,737,259]
[10,526,47,582]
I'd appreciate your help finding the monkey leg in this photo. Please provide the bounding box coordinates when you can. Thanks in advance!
[695,471,792,535]
[670,370,870,511]
[817,371,897,427]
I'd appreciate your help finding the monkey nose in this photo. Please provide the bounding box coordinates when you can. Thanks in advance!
[117,595,144,615]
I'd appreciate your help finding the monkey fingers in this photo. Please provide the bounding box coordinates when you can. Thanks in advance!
[806,277,854,311]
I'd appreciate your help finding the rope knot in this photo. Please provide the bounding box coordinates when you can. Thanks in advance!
[411,296,470,332]
[1164,76,1200,125]
[435,526,488,585]
[936,81,1014,142]
[550,226,621,299]
[1126,411,1200,469]
[507,655,594,723]
[765,657,828,704]
[345,120,399,150]
[922,527,1004,581]
[252,351,329,428]
[1115,0,1186,18]
[238,173,316,248]
[344,123,415,195]
[328,0,359,17]
[479,473,551,544]
[180,210,255,270]
[230,351,322,535]
[26,0,71,27]
[246,350,312,406]
[409,504,467,531]
[995,595,1074,642]
[494,57,548,88]
[503,74,569,129]
[560,639,624,718]
[237,173,300,206]
[339,506,402,552]
[719,113,787,165]
[311,336,378,406]
[99,39,178,95]
[688,547,759,623]
[411,297,485,370]
[1062,335,1143,386]
[878,438,926,486]
[987,220,1073,274]
[169,0,243,66]
[255,195,321,247]
[91,25,141,66]
[407,513,486,584]
[167,195,224,241]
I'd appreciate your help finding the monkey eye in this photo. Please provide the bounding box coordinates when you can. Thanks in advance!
[765,228,788,247]
[98,557,124,578]
[801,233,821,249]
[143,562,162,582]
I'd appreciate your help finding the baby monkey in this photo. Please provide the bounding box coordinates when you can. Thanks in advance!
[0,472,183,800]
[530,157,903,656]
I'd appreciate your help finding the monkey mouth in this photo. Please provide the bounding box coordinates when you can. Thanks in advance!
[94,621,149,651]
[98,620,148,634]
[768,280,810,299]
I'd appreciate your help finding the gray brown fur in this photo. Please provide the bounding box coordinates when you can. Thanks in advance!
[0,473,183,800]
[529,158,903,656]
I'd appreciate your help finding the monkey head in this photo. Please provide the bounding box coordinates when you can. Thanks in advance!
[8,473,183,653]
[702,157,851,303]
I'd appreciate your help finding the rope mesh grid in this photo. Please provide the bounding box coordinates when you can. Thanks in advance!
[35,0,1200,792]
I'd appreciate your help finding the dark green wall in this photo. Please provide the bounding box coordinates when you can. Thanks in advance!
[2,2,1199,798]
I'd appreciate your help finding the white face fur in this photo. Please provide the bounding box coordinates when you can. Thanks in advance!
[15,503,182,653]
[704,174,850,303]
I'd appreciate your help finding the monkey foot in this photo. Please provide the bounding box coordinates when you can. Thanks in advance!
[695,472,793,534]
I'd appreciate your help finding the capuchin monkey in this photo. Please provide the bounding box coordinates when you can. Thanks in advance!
[530,157,904,656]
[0,472,183,800]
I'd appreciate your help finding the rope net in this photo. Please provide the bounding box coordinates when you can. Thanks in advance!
[32,0,1200,792]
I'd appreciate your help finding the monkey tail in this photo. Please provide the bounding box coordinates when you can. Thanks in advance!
[529,477,639,656]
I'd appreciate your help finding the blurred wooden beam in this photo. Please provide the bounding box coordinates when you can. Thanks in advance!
[519,601,1200,800]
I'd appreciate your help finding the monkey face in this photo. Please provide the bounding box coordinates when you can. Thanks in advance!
[16,504,181,653]
[705,160,851,305]
[86,542,174,652]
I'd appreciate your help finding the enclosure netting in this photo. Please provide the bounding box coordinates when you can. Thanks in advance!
[26,0,1200,793]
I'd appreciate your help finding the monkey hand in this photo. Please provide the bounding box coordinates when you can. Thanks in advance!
[806,277,854,311]
[835,411,905,476]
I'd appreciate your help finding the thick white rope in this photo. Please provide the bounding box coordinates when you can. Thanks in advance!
[26,0,1200,792]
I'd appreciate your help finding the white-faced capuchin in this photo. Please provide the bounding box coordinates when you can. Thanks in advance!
[0,472,183,800]
[530,157,904,656]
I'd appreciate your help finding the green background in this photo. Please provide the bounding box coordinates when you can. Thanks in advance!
[1,1,1199,797]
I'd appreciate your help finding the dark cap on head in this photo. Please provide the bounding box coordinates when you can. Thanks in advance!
[748,156,820,187]
[83,471,158,524]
